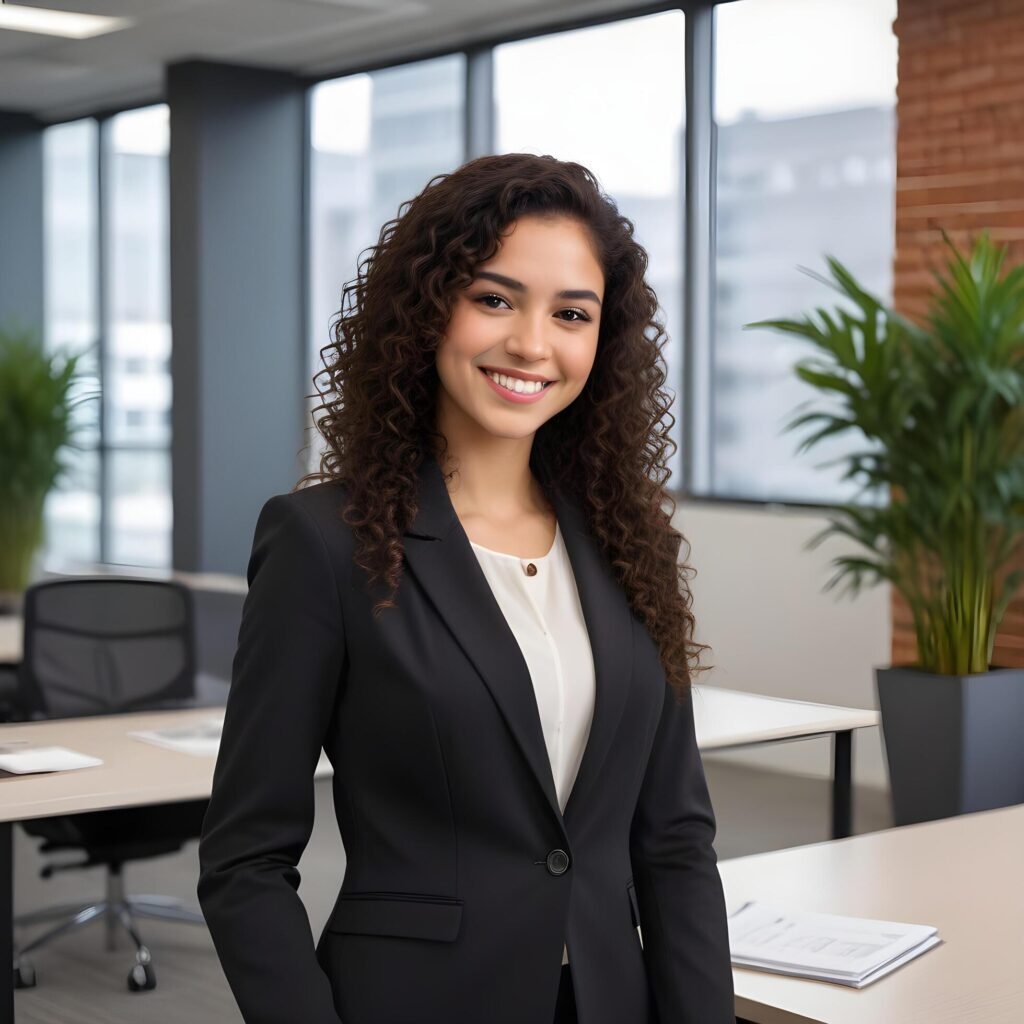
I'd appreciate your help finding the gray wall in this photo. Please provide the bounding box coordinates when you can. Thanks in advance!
[167,60,308,574]
[682,500,891,793]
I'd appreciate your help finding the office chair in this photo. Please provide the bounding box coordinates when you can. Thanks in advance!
[5,577,212,994]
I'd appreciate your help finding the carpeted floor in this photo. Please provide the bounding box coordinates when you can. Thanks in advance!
[11,758,893,1023]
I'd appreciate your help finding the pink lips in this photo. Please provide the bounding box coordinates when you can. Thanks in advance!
[479,367,553,404]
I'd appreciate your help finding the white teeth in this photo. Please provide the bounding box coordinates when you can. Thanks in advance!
[484,369,548,395]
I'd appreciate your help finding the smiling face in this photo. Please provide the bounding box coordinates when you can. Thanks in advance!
[434,214,604,446]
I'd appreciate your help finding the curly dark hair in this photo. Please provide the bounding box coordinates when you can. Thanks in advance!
[296,152,711,701]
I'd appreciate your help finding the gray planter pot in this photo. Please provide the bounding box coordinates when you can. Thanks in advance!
[875,664,1024,826]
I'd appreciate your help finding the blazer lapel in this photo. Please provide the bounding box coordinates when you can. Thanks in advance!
[401,453,634,835]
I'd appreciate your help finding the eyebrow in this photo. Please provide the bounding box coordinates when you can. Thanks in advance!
[473,270,602,308]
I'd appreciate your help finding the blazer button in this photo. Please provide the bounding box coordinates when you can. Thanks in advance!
[545,849,570,875]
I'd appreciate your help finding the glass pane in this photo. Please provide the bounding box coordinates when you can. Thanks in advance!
[105,104,172,449]
[43,446,101,569]
[42,119,101,568]
[713,0,897,503]
[107,448,172,568]
[309,55,466,470]
[494,12,687,485]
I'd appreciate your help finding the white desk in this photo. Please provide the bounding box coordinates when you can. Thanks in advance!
[1,708,1008,1023]
[0,692,878,822]
[0,709,331,824]
[0,709,328,1024]
[39,562,248,596]
[0,687,879,1022]
[0,647,878,837]
[692,686,878,751]
[719,803,1024,1024]
[693,686,879,841]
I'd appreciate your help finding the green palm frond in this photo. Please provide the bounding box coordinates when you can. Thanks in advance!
[0,317,99,590]
[743,230,1024,675]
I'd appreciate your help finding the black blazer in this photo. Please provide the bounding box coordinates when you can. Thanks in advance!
[196,452,735,1024]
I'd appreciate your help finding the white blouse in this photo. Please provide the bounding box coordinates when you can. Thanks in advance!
[468,520,597,967]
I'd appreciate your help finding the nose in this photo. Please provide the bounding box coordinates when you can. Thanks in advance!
[504,314,553,362]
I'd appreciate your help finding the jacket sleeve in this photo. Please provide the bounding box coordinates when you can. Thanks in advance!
[629,681,735,1024]
[197,493,347,1024]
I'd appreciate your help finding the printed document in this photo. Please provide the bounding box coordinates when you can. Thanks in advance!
[129,713,225,757]
[728,900,942,988]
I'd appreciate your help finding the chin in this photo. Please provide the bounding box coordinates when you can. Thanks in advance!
[477,420,542,440]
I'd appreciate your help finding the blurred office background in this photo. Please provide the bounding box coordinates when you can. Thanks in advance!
[8,0,900,791]
[3,0,1022,1018]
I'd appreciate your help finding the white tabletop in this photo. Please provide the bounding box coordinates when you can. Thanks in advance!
[40,561,249,595]
[0,688,878,824]
[0,705,1012,1021]
[691,685,878,749]
[718,802,1024,1024]
[0,708,331,823]
[0,623,880,751]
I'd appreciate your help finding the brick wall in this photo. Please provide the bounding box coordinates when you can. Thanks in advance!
[892,0,1024,667]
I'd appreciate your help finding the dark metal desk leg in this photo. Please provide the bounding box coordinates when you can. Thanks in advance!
[1,821,12,1024]
[832,730,853,839]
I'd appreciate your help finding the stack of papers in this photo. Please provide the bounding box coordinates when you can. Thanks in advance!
[128,713,225,757]
[0,744,104,774]
[728,901,942,988]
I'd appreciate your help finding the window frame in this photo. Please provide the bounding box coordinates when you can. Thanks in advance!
[45,0,886,520]
[298,0,846,512]
[41,99,172,565]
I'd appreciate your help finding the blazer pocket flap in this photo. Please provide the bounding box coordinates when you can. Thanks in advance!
[327,892,464,942]
[626,879,640,929]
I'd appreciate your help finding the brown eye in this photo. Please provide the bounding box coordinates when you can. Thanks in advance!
[476,293,510,309]
[559,308,591,323]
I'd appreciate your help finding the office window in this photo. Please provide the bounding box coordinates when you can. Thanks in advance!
[105,105,172,565]
[308,56,466,470]
[42,104,172,570]
[711,0,897,503]
[42,119,100,564]
[494,10,687,486]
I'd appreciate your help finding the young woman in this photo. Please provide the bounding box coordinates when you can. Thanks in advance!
[197,152,735,1024]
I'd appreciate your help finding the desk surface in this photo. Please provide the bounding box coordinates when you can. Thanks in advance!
[692,686,878,749]
[0,613,881,747]
[719,802,1024,1024]
[4,702,960,1023]
[0,690,877,822]
[0,708,331,822]
[0,615,881,746]
[41,562,249,594]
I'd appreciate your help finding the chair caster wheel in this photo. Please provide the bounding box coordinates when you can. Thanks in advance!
[13,958,36,989]
[127,961,156,991]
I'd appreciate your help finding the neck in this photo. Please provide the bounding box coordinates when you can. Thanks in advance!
[434,440,550,523]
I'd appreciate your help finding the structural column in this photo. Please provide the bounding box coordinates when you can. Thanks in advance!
[0,111,44,337]
[167,60,308,573]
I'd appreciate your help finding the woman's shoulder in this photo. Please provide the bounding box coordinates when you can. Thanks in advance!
[286,477,350,510]
[268,479,354,550]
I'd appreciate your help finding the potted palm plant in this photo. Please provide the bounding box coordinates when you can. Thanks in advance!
[0,318,96,613]
[744,229,1024,826]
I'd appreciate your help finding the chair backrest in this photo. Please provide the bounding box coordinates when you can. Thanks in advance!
[18,577,196,719]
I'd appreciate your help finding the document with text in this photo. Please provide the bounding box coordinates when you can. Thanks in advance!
[128,713,225,757]
[727,900,942,988]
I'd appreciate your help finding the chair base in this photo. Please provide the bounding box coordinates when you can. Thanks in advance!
[12,867,205,993]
